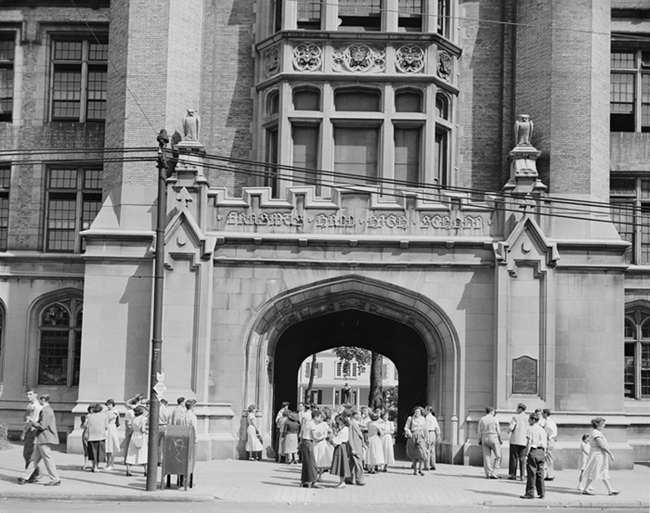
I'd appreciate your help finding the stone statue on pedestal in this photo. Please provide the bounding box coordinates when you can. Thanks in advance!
[182,109,200,141]
[514,114,533,146]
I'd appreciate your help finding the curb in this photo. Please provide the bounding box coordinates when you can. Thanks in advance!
[0,491,217,503]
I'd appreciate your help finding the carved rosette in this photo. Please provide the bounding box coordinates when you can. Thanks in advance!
[437,50,452,80]
[333,43,386,73]
[292,43,323,72]
[263,45,280,78]
[396,45,425,74]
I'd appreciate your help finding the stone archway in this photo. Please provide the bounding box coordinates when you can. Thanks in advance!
[243,274,463,457]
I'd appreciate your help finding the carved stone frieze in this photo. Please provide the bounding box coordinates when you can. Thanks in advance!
[333,43,386,73]
[338,298,367,310]
[292,43,323,72]
[263,45,280,78]
[396,45,425,74]
[437,50,452,80]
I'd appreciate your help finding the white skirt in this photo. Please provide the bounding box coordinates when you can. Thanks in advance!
[367,436,385,467]
[313,439,334,468]
[106,423,121,454]
[245,425,263,452]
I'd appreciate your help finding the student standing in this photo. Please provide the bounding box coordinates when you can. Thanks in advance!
[520,412,546,500]
[105,399,120,471]
[20,389,42,482]
[507,403,528,481]
[478,406,502,479]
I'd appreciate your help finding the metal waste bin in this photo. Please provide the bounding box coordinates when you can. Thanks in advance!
[161,425,195,490]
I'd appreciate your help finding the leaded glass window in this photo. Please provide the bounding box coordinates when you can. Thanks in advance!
[38,299,82,387]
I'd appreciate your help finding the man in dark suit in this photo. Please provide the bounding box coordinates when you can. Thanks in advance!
[17,394,61,486]
[345,410,366,486]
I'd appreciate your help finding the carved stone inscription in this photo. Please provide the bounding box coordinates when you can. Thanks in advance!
[512,356,538,395]
[223,211,486,233]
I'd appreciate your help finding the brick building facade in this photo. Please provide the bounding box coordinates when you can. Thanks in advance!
[0,0,648,467]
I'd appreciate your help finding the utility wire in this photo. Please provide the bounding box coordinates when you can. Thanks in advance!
[0,146,637,215]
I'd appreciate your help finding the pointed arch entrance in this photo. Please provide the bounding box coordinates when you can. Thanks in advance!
[243,275,462,458]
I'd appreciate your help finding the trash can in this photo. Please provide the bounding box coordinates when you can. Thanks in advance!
[161,425,195,490]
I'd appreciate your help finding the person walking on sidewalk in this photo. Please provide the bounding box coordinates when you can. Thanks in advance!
[17,394,61,486]
[20,389,42,482]
[520,411,547,499]
[507,403,528,481]
[478,405,502,479]
[542,409,557,481]
[581,417,619,496]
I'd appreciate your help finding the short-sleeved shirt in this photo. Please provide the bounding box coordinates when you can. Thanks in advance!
[478,413,500,438]
[526,423,547,449]
[544,417,558,440]
[425,413,440,434]
[509,412,529,446]
[26,400,42,423]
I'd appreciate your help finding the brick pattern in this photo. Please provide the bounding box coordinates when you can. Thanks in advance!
[516,0,610,198]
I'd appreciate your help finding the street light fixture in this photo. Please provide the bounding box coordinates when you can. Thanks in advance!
[145,129,169,491]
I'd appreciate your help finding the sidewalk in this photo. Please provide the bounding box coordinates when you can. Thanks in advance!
[0,444,648,508]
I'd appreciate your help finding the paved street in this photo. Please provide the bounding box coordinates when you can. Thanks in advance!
[0,444,648,510]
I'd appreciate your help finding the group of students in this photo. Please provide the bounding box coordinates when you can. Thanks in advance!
[269,402,400,488]
[80,394,199,477]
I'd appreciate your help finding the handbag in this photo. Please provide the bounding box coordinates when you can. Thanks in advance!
[132,431,144,448]
[404,416,413,438]
[256,431,263,444]
[115,414,121,428]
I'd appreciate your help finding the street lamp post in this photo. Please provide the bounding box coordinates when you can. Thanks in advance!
[146,129,169,491]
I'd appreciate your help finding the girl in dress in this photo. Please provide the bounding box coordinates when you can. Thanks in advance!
[329,414,352,489]
[379,410,396,472]
[125,405,148,477]
[245,404,263,461]
[105,399,120,471]
[282,411,300,464]
[581,418,619,496]
[577,432,590,491]
[311,409,333,481]
[405,406,429,476]
[366,412,385,474]
[121,393,145,465]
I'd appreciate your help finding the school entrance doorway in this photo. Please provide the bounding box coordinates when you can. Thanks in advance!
[273,309,429,439]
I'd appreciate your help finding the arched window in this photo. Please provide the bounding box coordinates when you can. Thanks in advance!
[38,298,82,387]
[395,90,422,112]
[267,90,280,116]
[436,93,450,120]
[625,308,650,399]
[293,88,321,111]
[335,89,381,111]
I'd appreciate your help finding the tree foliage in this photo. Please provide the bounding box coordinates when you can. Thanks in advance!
[334,346,371,373]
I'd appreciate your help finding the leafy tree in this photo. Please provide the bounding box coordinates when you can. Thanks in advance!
[368,352,383,410]
[304,353,317,404]
[334,347,384,408]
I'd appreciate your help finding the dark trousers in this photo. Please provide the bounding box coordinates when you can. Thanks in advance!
[525,448,546,498]
[23,430,39,478]
[509,443,526,478]
[345,452,365,485]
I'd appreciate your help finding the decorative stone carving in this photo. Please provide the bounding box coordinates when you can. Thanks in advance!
[333,43,386,73]
[292,43,322,72]
[338,299,367,310]
[396,45,425,74]
[437,50,452,80]
[514,114,533,147]
[263,45,280,78]
[182,109,200,141]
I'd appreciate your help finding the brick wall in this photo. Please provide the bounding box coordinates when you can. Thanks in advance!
[515,0,610,199]
[455,0,509,192]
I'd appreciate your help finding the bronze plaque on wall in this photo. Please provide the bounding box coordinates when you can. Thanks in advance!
[512,356,537,394]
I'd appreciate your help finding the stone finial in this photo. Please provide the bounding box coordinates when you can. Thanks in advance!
[182,109,200,141]
[514,114,533,147]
